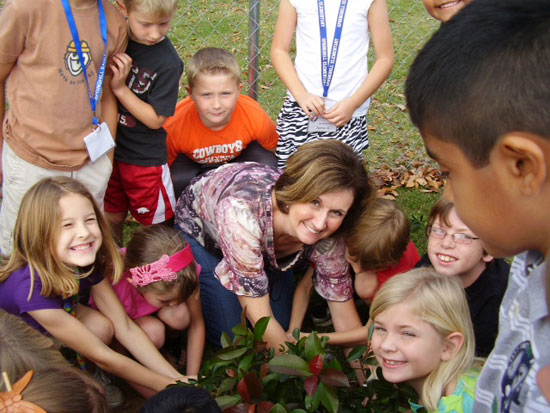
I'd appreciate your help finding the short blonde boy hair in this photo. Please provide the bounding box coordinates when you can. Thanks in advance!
[370,268,475,411]
[122,0,177,17]
[187,47,241,90]
[346,199,410,271]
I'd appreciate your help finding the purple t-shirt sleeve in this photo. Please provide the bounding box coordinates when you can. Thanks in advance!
[0,265,104,334]
[0,266,62,333]
[4,266,62,313]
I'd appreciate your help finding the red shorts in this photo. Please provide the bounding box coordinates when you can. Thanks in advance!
[104,161,176,225]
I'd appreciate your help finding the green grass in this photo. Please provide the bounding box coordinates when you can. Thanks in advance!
[396,188,441,256]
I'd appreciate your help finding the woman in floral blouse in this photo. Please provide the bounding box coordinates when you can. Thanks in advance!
[175,140,373,349]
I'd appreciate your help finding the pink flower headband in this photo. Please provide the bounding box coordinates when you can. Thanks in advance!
[128,245,195,288]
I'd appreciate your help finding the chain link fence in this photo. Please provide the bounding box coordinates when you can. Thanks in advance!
[0,0,438,167]
[169,0,439,167]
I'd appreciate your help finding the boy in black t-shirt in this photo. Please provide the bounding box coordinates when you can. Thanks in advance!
[104,0,184,241]
[416,198,509,357]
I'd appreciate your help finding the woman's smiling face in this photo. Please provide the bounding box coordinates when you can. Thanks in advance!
[285,189,354,245]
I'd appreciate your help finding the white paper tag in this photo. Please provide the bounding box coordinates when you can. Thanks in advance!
[84,122,115,163]
[308,116,337,133]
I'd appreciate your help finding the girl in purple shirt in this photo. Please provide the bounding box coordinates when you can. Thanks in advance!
[0,177,188,393]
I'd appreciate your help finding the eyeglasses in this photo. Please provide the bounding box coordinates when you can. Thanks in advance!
[427,227,480,245]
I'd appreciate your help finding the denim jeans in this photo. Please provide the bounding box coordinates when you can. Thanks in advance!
[181,232,294,347]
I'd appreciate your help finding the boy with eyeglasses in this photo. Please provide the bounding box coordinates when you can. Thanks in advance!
[416,198,509,357]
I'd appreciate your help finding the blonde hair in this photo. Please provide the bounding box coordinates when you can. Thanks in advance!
[274,140,374,237]
[21,367,108,413]
[122,0,177,17]
[346,199,410,271]
[370,268,475,410]
[0,177,123,300]
[125,225,199,301]
[0,310,69,391]
[187,47,241,90]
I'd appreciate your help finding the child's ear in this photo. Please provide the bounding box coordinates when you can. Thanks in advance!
[185,86,193,98]
[116,0,128,17]
[497,133,550,198]
[238,82,243,93]
[441,332,464,361]
[481,251,494,263]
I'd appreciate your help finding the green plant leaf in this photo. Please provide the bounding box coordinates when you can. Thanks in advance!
[347,346,368,362]
[268,354,312,377]
[215,395,241,410]
[208,359,233,378]
[305,332,324,362]
[326,358,343,371]
[217,347,248,361]
[238,352,254,374]
[306,387,321,412]
[221,332,232,348]
[218,377,238,394]
[232,323,248,337]
[270,404,290,413]
[319,368,350,388]
[262,372,280,385]
[253,316,271,342]
[318,382,339,413]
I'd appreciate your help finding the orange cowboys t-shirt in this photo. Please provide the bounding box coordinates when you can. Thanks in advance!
[165,95,278,165]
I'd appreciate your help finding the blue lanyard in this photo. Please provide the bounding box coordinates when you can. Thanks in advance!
[61,0,108,126]
[317,0,348,98]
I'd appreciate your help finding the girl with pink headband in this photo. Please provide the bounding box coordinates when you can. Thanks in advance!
[92,225,204,379]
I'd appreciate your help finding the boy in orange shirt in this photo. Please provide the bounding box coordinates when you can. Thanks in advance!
[164,48,279,198]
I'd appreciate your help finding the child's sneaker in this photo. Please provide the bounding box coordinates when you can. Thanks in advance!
[92,367,124,408]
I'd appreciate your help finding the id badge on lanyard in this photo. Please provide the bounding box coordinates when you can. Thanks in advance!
[61,0,115,162]
[308,0,349,133]
[308,99,338,132]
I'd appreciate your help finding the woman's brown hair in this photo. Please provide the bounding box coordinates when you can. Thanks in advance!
[274,140,374,237]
